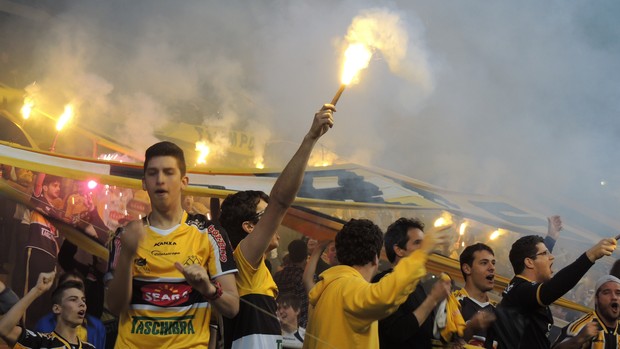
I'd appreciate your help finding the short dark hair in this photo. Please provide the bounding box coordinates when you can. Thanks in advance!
[277,293,301,311]
[58,271,85,286]
[144,141,186,176]
[288,239,308,264]
[335,219,383,267]
[42,174,62,186]
[219,190,270,249]
[509,235,544,275]
[384,217,425,264]
[459,243,495,280]
[51,281,85,306]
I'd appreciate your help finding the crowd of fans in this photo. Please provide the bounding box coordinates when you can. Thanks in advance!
[0,104,619,349]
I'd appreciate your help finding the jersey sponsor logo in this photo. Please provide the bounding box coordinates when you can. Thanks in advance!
[40,226,58,241]
[208,225,228,263]
[134,257,150,273]
[150,250,181,257]
[141,283,192,306]
[154,241,177,247]
[186,218,206,230]
[130,315,196,335]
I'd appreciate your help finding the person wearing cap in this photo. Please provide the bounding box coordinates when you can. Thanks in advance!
[552,275,620,349]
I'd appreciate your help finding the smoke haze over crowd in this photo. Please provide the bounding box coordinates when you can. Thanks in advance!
[1,0,620,234]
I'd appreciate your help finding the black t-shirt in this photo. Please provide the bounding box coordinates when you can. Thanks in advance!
[499,276,554,349]
[372,269,437,349]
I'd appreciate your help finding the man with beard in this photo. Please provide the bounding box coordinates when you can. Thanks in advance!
[490,234,616,349]
[552,275,620,349]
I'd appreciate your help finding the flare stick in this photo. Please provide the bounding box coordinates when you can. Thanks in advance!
[331,84,346,106]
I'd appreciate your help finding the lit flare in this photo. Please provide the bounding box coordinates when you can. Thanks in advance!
[254,156,265,169]
[489,229,500,240]
[459,222,468,236]
[56,105,73,131]
[331,42,373,105]
[195,141,210,165]
[341,43,373,85]
[21,97,34,120]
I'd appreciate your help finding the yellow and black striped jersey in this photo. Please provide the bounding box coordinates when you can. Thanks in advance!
[553,311,620,349]
[108,212,237,349]
[15,328,95,349]
[224,245,282,348]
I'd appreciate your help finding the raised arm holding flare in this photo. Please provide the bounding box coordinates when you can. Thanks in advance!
[219,104,335,348]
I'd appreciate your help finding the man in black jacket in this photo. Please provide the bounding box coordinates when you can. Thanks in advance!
[492,234,616,349]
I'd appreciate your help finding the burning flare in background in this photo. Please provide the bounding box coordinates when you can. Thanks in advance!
[254,156,265,169]
[434,212,453,228]
[21,96,35,120]
[56,104,73,131]
[489,229,501,240]
[459,221,468,236]
[195,141,210,165]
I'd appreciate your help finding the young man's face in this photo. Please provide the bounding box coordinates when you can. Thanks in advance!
[43,181,61,200]
[54,288,87,327]
[394,228,424,261]
[142,156,188,213]
[596,281,620,323]
[325,242,338,265]
[531,242,554,283]
[277,302,300,330]
[464,250,496,292]
[403,228,424,256]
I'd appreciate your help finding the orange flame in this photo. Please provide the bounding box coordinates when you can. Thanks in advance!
[340,43,373,85]
[434,212,453,228]
[195,141,210,165]
[21,97,34,120]
[459,222,468,236]
[489,229,500,240]
[254,156,265,169]
[56,104,73,131]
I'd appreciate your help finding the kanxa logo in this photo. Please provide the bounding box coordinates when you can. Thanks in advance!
[184,255,201,266]
[153,241,177,247]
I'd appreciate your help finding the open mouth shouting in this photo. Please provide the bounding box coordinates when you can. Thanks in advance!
[154,189,168,196]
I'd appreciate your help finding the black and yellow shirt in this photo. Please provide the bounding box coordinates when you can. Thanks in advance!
[109,212,237,349]
[224,245,282,348]
[553,311,620,349]
[15,328,95,349]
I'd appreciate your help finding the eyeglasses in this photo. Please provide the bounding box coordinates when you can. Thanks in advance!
[531,250,551,259]
[249,209,265,222]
